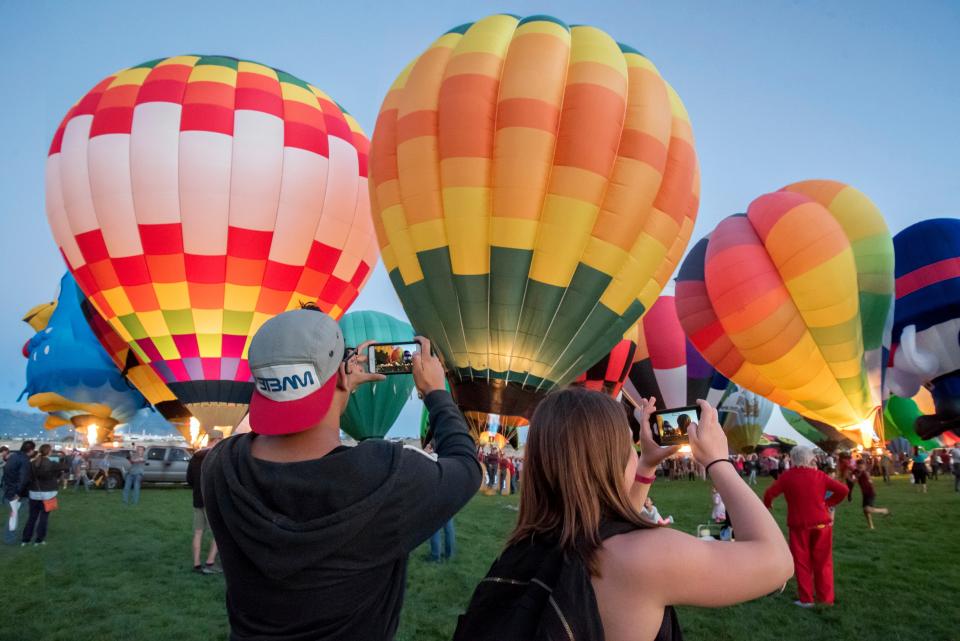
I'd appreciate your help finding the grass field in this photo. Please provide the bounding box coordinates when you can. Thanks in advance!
[1,474,957,641]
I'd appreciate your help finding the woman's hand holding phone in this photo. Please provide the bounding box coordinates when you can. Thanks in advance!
[687,399,729,466]
[412,337,446,397]
[635,397,681,471]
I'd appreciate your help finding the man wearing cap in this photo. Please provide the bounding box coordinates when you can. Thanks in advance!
[187,429,223,575]
[202,309,482,641]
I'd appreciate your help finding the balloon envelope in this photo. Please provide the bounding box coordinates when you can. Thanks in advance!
[883,396,939,449]
[369,14,699,418]
[676,181,893,446]
[719,388,773,454]
[887,218,960,438]
[22,273,148,431]
[572,337,637,398]
[781,408,857,453]
[339,311,415,440]
[624,294,728,409]
[45,55,378,428]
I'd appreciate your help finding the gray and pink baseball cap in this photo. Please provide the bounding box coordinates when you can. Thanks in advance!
[247,309,345,435]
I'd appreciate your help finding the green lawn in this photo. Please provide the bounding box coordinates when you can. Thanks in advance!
[1,475,957,641]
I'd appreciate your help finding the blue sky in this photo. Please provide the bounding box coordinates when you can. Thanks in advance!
[1,1,957,439]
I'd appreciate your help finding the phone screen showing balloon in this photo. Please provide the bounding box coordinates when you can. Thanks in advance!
[367,342,420,375]
[650,405,700,446]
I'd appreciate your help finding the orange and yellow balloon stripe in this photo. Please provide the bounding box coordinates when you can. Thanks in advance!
[677,184,892,445]
[369,15,698,415]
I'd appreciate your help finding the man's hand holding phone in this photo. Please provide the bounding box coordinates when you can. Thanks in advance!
[341,340,386,392]
[412,337,446,398]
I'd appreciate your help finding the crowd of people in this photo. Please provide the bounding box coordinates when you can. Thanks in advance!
[479,445,522,496]
[2,308,960,640]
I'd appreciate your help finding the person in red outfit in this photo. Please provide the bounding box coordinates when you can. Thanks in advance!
[764,445,848,608]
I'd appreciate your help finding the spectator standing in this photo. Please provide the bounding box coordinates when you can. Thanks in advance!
[454,393,792,641]
[201,311,482,641]
[912,447,929,493]
[428,519,456,563]
[422,442,457,563]
[0,446,8,495]
[3,441,34,544]
[21,444,65,546]
[710,486,726,522]
[72,452,91,491]
[499,455,514,495]
[122,446,146,505]
[939,449,951,483]
[484,446,500,489]
[764,446,848,607]
[951,443,960,493]
[746,454,759,486]
[187,430,224,574]
[879,451,892,483]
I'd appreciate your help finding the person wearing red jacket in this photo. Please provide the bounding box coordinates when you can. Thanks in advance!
[764,445,848,608]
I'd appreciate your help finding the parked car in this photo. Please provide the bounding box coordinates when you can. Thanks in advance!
[85,446,193,489]
[142,446,193,483]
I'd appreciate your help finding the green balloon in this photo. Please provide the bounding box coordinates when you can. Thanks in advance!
[419,404,430,446]
[780,408,856,453]
[884,396,939,449]
[339,311,415,440]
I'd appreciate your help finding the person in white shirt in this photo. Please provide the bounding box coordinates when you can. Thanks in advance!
[950,444,960,493]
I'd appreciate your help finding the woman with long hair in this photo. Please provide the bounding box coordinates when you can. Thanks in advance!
[455,388,793,641]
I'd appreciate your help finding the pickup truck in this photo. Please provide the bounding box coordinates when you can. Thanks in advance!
[86,446,193,489]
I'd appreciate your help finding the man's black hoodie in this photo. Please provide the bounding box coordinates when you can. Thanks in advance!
[202,390,482,641]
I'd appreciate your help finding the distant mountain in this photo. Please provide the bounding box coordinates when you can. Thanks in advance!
[0,407,182,442]
[118,410,182,438]
[0,408,59,439]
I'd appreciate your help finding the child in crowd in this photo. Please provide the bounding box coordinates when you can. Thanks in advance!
[711,485,727,522]
[640,496,674,525]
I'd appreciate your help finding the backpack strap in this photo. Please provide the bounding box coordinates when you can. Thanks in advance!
[599,518,642,541]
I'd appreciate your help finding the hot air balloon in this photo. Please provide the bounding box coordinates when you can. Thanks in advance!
[781,409,857,453]
[719,387,773,454]
[369,14,699,419]
[45,55,378,430]
[883,396,939,449]
[756,434,797,455]
[623,293,728,409]
[571,337,637,397]
[676,180,894,446]
[886,218,960,439]
[420,405,523,450]
[339,310,415,440]
[21,273,149,440]
[80,286,193,429]
[467,413,524,450]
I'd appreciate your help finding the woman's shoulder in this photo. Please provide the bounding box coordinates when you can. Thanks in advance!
[601,525,678,571]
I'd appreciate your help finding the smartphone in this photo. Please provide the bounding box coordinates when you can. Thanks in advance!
[649,405,700,446]
[367,341,420,375]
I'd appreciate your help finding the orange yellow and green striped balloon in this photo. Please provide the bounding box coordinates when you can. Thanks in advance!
[369,14,699,417]
[676,181,893,446]
[45,55,378,428]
